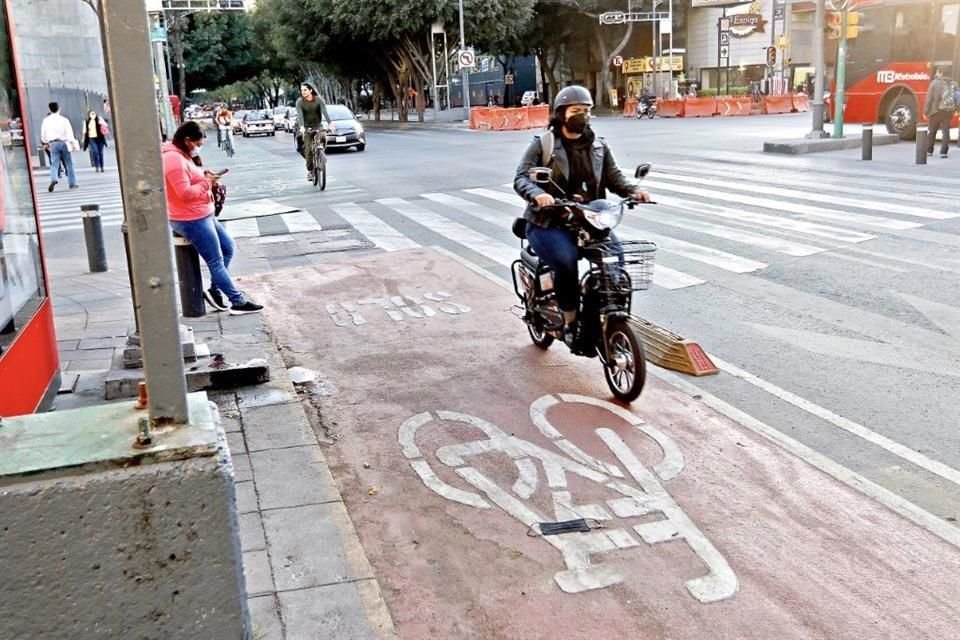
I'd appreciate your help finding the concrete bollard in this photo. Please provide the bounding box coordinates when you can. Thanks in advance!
[915,125,928,165]
[861,124,873,161]
[80,204,108,273]
[172,232,206,318]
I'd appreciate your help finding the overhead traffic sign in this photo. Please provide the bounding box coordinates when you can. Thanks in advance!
[458,50,475,69]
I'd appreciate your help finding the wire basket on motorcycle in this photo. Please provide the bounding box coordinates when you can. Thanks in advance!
[595,239,657,292]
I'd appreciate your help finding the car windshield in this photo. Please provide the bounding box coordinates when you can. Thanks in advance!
[327,105,354,120]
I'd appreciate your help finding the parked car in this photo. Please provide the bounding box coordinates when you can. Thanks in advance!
[322,104,365,152]
[241,111,275,137]
[272,106,291,131]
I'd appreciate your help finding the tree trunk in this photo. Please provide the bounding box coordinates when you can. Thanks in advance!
[373,79,383,121]
[592,22,633,110]
[169,13,188,107]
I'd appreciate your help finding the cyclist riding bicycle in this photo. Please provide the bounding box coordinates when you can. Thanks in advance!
[295,82,334,181]
[216,107,234,156]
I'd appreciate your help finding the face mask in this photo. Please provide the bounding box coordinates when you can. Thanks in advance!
[189,146,201,157]
[565,112,589,134]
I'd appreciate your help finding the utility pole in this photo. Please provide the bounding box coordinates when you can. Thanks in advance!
[458,0,471,115]
[831,7,848,138]
[808,0,829,138]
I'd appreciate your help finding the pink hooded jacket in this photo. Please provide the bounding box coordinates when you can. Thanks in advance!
[162,142,214,222]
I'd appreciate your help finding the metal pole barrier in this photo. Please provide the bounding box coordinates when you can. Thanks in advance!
[99,0,189,424]
[861,123,873,161]
[172,232,206,318]
[916,125,928,165]
[808,0,828,138]
[80,204,108,272]
[37,145,47,168]
[120,221,141,337]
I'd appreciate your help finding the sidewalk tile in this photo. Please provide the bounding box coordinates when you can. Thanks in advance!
[250,446,339,510]
[66,359,112,372]
[57,339,80,351]
[235,480,259,514]
[237,386,295,410]
[278,581,378,640]
[239,512,267,552]
[81,321,131,338]
[59,347,115,361]
[232,453,253,482]
[78,337,124,350]
[242,549,275,597]
[263,504,353,591]
[243,403,316,452]
[247,595,284,640]
[226,431,247,456]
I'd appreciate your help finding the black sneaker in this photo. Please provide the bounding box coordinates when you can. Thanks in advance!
[229,300,263,315]
[48,182,56,192]
[203,287,229,312]
[940,153,948,159]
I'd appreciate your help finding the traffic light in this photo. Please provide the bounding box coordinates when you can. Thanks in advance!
[827,11,842,40]
[847,11,862,39]
[766,46,777,67]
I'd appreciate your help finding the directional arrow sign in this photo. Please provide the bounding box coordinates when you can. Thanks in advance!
[720,45,730,58]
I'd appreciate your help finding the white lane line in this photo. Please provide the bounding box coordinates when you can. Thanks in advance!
[280,211,322,233]
[654,170,957,220]
[41,209,124,222]
[463,187,523,207]
[651,367,960,549]
[430,245,514,290]
[843,246,960,274]
[41,220,124,234]
[331,202,419,252]
[636,209,826,257]
[645,179,921,231]
[222,218,260,238]
[377,197,517,266]
[713,356,960,487]
[422,192,515,228]
[619,227,766,274]
[659,195,874,244]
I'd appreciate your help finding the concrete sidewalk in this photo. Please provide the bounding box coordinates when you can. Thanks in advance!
[36,164,396,639]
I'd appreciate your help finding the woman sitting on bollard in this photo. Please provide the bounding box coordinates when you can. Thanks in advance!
[162,120,263,315]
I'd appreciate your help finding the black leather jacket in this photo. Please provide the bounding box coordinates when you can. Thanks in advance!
[513,130,638,228]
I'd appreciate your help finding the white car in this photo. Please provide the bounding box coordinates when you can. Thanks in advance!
[241,111,276,137]
[272,106,291,131]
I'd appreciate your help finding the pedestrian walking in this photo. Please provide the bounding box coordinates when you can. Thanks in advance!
[39,102,78,192]
[162,120,263,315]
[81,109,109,173]
[924,67,955,159]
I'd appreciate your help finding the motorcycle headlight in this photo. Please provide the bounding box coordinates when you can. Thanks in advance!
[583,200,623,230]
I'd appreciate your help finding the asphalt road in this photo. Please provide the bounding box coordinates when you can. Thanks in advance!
[38,112,960,531]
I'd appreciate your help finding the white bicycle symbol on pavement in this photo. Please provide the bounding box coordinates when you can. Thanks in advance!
[399,394,739,603]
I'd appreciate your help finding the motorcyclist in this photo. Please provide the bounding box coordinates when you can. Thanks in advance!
[638,87,656,113]
[514,85,650,348]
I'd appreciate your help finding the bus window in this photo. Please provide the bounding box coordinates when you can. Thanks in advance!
[891,5,934,62]
[932,4,959,76]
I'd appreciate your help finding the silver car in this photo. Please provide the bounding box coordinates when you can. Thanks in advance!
[322,104,366,152]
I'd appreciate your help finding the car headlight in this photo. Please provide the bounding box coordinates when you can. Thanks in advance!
[355,123,364,134]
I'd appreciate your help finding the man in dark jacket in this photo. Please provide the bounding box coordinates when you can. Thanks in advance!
[514,85,650,347]
[924,67,955,158]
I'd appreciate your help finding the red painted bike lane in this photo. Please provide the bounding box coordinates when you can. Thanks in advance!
[245,248,959,640]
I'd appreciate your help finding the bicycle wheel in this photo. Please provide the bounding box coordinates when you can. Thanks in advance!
[317,149,327,191]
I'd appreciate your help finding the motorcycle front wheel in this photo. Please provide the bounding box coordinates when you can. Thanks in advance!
[602,319,646,402]
[647,108,656,120]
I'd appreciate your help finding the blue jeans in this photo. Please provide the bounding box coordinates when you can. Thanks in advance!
[89,139,105,169]
[48,140,76,186]
[169,215,245,306]
[526,223,621,312]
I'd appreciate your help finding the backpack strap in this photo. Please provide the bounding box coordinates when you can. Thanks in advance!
[539,130,554,167]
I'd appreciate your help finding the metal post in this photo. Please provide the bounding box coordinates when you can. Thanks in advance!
[458,0,470,116]
[98,0,189,425]
[831,9,848,138]
[668,0,674,99]
[150,13,175,141]
[121,221,141,337]
[172,233,206,318]
[80,204,108,273]
[430,25,441,121]
[808,0,829,138]
[652,14,660,98]
[861,123,873,161]
[916,125,928,165]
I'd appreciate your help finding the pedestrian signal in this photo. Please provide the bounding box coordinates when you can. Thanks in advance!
[827,11,842,40]
[766,46,777,67]
[846,11,861,38]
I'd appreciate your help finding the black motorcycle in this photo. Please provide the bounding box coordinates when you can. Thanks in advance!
[635,98,657,119]
[511,165,657,402]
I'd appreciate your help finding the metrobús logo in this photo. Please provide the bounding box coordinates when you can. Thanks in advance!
[876,70,930,84]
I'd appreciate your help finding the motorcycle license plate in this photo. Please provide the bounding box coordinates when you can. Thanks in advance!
[335,135,347,143]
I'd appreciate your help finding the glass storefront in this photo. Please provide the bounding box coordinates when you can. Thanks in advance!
[0,4,45,358]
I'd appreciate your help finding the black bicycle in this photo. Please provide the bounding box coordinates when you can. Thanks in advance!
[309,127,327,191]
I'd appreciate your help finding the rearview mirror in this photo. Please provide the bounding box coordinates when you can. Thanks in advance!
[528,167,552,184]
[635,163,651,179]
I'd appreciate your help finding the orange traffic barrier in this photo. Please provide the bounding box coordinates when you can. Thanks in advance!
[623,99,638,118]
[792,94,810,112]
[763,96,794,115]
[716,96,752,116]
[657,99,684,118]
[470,105,549,131]
[683,97,717,118]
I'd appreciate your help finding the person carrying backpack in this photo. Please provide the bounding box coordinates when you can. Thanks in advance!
[923,67,955,159]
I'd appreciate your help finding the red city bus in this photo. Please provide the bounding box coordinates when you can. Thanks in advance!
[826,0,960,138]
[0,3,60,416]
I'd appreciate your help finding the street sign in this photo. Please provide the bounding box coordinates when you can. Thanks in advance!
[150,26,167,42]
[600,11,626,24]
[504,74,514,85]
[458,50,475,69]
[598,11,670,24]
[720,45,730,59]
[719,32,730,45]
[613,55,624,67]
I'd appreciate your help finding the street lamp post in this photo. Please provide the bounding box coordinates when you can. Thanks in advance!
[458,0,471,116]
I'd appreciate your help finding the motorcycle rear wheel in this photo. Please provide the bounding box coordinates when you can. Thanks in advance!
[602,319,646,402]
[528,320,554,349]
